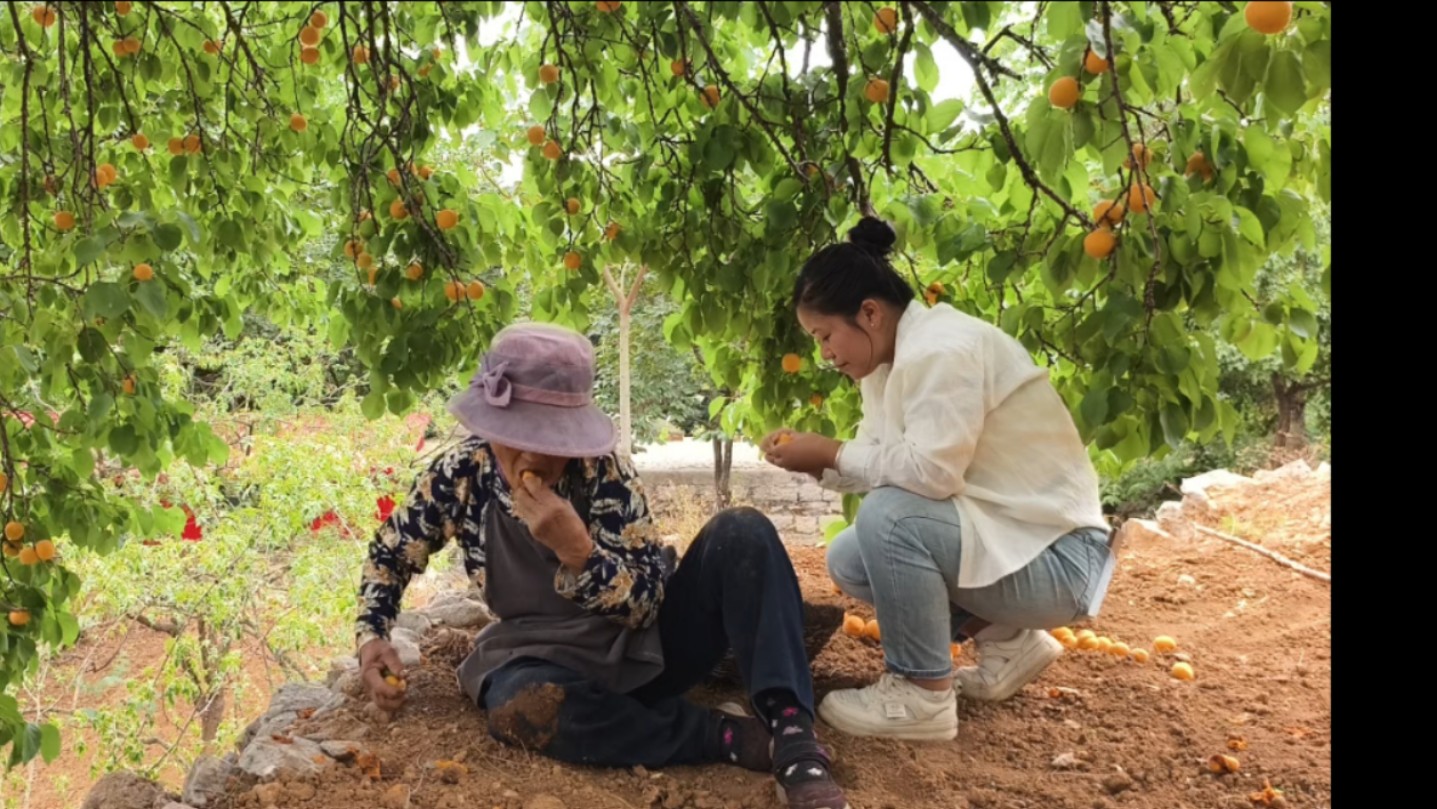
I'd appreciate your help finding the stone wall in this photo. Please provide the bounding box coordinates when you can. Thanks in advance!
[639,466,845,545]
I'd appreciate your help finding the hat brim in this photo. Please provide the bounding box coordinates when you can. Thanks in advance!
[447,389,617,458]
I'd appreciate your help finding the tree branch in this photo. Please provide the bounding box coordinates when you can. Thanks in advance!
[676,1,805,178]
[881,4,915,171]
[909,1,1088,226]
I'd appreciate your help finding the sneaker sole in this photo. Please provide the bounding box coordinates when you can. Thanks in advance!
[816,700,958,742]
[958,633,1064,702]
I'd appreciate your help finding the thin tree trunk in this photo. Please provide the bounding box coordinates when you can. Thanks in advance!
[712,436,733,509]
[618,304,632,460]
[1272,374,1310,449]
[602,265,648,461]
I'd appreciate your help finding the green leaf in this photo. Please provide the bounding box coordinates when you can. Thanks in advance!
[1243,127,1291,190]
[174,211,202,245]
[1159,402,1189,448]
[108,424,139,456]
[1304,40,1331,94]
[153,223,183,251]
[1080,385,1109,428]
[702,136,735,171]
[915,45,939,93]
[78,329,107,363]
[1265,51,1307,115]
[82,282,131,321]
[1288,307,1318,339]
[773,178,802,202]
[218,219,245,249]
[1048,0,1083,38]
[135,281,168,319]
[39,724,60,764]
[361,390,386,420]
[927,99,963,132]
[0,695,21,726]
[75,237,107,267]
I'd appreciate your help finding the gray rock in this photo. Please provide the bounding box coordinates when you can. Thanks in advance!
[325,655,358,687]
[237,735,326,780]
[265,683,333,716]
[320,739,366,760]
[1102,772,1134,795]
[182,754,237,807]
[422,599,491,629]
[1051,752,1080,770]
[1116,518,1171,545]
[1154,501,1193,541]
[390,630,422,667]
[1255,459,1313,482]
[1179,469,1253,497]
[395,610,433,635]
[161,804,200,809]
[80,773,169,809]
[243,711,297,749]
[304,710,371,742]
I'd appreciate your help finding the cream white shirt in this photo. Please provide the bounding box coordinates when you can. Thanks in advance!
[820,299,1110,589]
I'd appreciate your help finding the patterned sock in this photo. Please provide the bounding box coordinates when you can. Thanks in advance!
[761,690,832,789]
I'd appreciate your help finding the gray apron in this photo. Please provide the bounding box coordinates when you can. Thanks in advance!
[456,501,664,703]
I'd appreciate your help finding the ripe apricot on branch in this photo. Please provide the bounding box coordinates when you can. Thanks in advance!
[1049,76,1080,109]
[1128,183,1157,214]
[1084,228,1117,259]
[1245,1,1293,35]
[864,78,890,104]
[1094,200,1125,226]
[875,7,899,34]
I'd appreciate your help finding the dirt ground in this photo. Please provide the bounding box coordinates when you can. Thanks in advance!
[197,469,1331,809]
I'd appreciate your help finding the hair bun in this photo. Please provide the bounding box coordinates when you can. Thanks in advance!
[847,216,897,256]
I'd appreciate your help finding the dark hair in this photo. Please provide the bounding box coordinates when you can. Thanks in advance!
[792,216,914,319]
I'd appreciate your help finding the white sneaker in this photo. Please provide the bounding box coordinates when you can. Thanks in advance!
[952,628,1063,702]
[817,673,958,741]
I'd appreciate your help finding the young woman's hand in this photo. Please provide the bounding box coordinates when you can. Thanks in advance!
[759,427,797,455]
[763,431,842,478]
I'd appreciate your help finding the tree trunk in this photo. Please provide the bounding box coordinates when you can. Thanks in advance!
[1272,373,1309,449]
[617,302,632,460]
[199,687,227,745]
[712,436,733,510]
[603,265,647,462]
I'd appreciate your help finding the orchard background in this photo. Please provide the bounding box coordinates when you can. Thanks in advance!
[0,0,1328,801]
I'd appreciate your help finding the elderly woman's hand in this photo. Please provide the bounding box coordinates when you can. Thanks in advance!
[511,471,594,571]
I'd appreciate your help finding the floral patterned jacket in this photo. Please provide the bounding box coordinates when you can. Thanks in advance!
[354,435,665,650]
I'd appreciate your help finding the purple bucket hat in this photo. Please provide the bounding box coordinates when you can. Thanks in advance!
[447,322,616,458]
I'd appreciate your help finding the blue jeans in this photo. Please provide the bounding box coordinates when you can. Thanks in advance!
[827,487,1112,679]
[479,508,814,767]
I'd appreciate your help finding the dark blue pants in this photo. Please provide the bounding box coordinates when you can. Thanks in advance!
[480,507,813,767]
